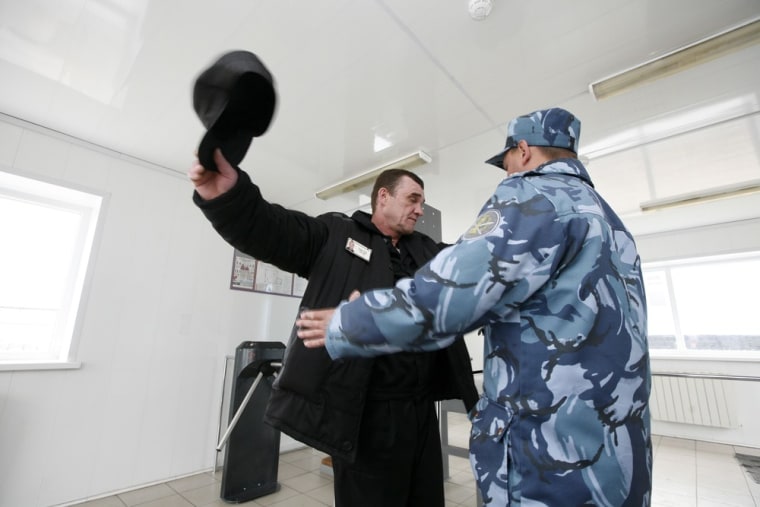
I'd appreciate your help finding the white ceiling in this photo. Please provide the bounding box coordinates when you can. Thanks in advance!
[1,0,759,239]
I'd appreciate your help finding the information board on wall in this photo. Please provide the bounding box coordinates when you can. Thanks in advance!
[230,249,307,298]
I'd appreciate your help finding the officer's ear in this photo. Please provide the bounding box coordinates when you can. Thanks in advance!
[515,140,531,163]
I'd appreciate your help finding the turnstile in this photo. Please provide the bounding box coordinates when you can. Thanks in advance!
[219,341,285,503]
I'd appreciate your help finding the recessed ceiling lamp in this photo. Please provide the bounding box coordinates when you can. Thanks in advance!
[590,17,760,101]
[315,151,432,200]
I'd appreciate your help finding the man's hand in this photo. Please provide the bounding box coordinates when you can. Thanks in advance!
[188,149,238,200]
[296,291,360,349]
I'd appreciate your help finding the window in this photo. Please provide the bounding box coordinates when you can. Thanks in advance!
[643,252,760,357]
[0,170,103,369]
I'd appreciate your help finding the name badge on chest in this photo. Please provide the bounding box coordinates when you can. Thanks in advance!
[346,237,372,262]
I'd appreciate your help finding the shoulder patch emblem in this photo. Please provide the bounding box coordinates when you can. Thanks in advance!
[463,209,501,239]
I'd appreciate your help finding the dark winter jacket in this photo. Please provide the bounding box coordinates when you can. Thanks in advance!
[194,169,479,462]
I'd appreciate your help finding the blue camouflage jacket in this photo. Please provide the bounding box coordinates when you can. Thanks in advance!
[324,158,651,506]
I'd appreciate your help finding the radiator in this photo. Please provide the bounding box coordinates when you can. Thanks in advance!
[650,375,735,428]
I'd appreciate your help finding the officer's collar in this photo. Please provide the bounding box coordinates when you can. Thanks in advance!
[516,157,594,187]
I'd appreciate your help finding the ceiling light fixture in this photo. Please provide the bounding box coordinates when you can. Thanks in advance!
[590,17,760,101]
[315,150,432,200]
[639,179,760,212]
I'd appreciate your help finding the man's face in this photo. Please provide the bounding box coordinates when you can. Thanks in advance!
[378,176,425,237]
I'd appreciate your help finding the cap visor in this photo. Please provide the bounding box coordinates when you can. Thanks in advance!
[484,148,508,168]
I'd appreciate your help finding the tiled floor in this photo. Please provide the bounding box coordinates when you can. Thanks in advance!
[70,411,760,507]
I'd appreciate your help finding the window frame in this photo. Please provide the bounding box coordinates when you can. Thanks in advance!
[643,251,760,361]
[0,168,106,371]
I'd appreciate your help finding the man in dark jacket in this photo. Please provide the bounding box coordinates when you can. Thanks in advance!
[189,149,478,507]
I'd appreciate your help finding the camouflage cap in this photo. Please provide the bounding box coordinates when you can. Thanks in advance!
[485,108,581,168]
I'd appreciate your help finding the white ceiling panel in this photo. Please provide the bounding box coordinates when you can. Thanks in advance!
[0,0,758,237]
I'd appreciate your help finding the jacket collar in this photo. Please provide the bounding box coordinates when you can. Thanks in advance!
[351,210,421,247]
[351,210,379,233]
[516,157,594,188]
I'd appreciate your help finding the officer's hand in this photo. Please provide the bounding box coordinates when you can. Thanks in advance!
[297,291,360,349]
[296,308,333,349]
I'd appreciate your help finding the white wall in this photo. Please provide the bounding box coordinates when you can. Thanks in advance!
[0,116,301,507]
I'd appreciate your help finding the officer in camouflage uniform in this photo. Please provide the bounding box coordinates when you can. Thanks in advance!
[297,108,652,506]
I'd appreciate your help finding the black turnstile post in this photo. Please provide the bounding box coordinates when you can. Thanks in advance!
[220,341,285,503]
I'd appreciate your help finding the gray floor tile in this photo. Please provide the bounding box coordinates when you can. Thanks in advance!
[167,472,218,493]
[118,484,176,506]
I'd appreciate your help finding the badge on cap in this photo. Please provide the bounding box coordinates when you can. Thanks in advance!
[346,237,372,262]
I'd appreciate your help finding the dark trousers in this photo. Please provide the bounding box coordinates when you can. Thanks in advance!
[331,397,445,507]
